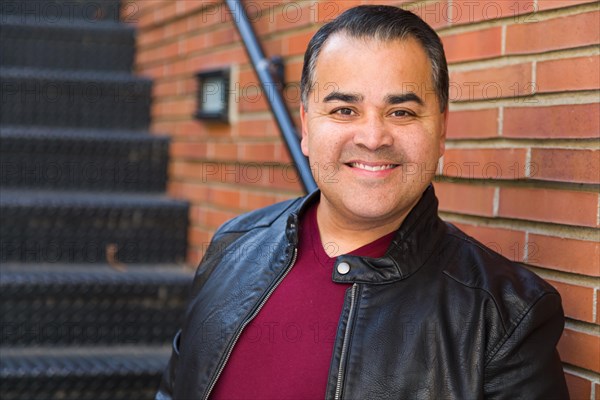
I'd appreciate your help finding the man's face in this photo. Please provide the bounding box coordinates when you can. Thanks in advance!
[300,34,447,228]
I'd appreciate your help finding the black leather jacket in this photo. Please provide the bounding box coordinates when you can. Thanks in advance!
[157,185,569,399]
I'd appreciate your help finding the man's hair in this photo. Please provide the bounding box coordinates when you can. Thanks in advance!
[300,5,449,112]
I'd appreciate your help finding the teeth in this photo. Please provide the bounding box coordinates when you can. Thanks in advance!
[350,162,396,171]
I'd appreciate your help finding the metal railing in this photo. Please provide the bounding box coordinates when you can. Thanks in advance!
[225,0,317,193]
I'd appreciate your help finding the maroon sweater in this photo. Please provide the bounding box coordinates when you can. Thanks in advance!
[211,202,394,399]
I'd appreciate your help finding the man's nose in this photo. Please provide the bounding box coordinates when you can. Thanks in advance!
[352,115,394,150]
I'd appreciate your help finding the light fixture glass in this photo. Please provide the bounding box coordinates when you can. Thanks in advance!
[195,68,230,123]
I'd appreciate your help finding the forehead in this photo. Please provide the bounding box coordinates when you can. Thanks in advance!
[312,34,434,97]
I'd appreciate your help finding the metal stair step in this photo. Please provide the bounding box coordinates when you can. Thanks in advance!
[0,264,192,346]
[0,345,171,400]
[0,67,152,130]
[0,15,135,72]
[0,0,123,23]
[0,189,189,264]
[0,125,169,192]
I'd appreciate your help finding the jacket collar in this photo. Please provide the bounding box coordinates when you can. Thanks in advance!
[286,185,445,284]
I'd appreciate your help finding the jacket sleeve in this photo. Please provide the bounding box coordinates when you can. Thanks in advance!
[154,227,233,400]
[155,330,182,400]
[483,292,569,399]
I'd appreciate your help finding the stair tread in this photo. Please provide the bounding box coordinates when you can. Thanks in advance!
[0,14,132,32]
[0,263,194,285]
[0,125,163,140]
[0,66,150,83]
[0,188,188,207]
[0,345,171,377]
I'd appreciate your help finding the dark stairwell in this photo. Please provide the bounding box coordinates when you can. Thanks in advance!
[0,0,193,398]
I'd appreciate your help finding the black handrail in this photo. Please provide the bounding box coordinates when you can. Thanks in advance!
[225,0,317,193]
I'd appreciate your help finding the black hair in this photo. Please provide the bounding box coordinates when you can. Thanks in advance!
[300,5,449,112]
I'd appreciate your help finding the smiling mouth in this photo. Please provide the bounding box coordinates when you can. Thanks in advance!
[347,162,398,172]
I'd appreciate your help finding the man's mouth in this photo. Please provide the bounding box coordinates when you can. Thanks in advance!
[347,162,398,172]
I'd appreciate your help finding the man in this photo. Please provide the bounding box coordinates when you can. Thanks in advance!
[157,5,569,399]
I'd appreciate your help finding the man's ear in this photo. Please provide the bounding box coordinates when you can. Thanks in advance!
[300,103,309,157]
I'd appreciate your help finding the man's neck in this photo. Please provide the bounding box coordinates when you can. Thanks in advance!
[315,198,414,257]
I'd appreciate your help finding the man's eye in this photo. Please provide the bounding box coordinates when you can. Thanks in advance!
[333,108,354,116]
[391,110,413,117]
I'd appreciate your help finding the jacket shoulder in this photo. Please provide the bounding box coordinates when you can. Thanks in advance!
[441,222,559,334]
[216,196,303,235]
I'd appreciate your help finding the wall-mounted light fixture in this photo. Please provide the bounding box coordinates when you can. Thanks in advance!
[195,68,230,123]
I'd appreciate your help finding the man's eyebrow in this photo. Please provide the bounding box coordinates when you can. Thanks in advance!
[323,91,364,103]
[384,92,424,106]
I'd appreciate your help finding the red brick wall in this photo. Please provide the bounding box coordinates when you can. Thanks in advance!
[129,0,599,395]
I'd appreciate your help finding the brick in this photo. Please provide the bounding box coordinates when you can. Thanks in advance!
[498,187,598,227]
[434,181,496,217]
[184,48,248,75]
[274,142,294,164]
[237,68,259,88]
[166,18,189,39]
[263,37,283,56]
[155,97,196,118]
[167,181,209,203]
[180,34,207,54]
[170,142,208,160]
[156,1,177,25]
[450,0,535,25]
[164,120,211,138]
[193,162,255,186]
[136,28,162,49]
[241,191,278,210]
[206,207,238,229]
[235,118,278,138]
[153,79,179,97]
[442,27,502,63]
[136,2,164,28]
[528,234,599,277]
[256,165,303,191]
[446,108,498,139]
[189,204,206,227]
[171,0,202,16]
[238,88,270,113]
[504,103,600,138]
[401,0,450,29]
[506,11,600,54]
[557,329,600,373]
[313,0,365,23]
[441,148,528,180]
[564,373,592,400]
[284,30,315,57]
[169,161,202,181]
[450,63,532,101]
[189,226,212,247]
[238,142,277,162]
[187,4,230,31]
[205,28,237,47]
[547,280,595,323]
[537,56,600,93]
[208,186,242,210]
[537,0,597,11]
[451,223,526,262]
[531,148,600,184]
[275,2,314,31]
[206,142,239,161]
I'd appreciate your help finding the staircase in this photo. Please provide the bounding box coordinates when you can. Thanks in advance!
[0,1,193,399]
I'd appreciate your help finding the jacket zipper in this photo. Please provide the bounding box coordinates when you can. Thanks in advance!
[334,283,359,400]
[203,247,298,400]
